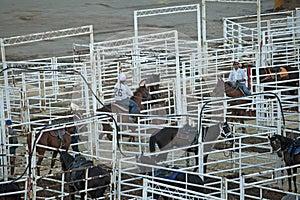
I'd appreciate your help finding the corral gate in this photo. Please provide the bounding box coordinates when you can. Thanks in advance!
[0,25,94,120]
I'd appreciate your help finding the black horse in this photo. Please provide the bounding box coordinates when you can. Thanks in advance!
[59,151,110,200]
[149,121,233,173]
[0,178,21,200]
[268,134,300,192]
[136,154,204,200]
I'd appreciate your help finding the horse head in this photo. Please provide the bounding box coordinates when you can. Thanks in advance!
[141,74,161,100]
[59,151,75,171]
[220,121,233,139]
[211,77,225,97]
[268,135,283,157]
[132,84,152,107]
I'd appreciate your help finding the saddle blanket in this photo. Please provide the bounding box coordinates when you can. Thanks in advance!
[287,145,300,155]
[50,129,64,137]
[154,168,180,180]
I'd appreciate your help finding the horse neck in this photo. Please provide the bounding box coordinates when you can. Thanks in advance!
[67,126,76,134]
[281,136,294,150]
[131,95,142,107]
[203,124,220,141]
[62,154,74,170]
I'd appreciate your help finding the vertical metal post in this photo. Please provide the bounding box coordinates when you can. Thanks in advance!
[0,39,11,119]
[174,31,182,116]
[257,0,262,68]
[0,90,8,180]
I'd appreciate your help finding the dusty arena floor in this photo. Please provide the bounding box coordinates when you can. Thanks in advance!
[0,0,279,61]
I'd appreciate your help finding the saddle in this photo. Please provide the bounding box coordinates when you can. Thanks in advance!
[154,166,180,180]
[287,138,300,161]
[50,129,66,145]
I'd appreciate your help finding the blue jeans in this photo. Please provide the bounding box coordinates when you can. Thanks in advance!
[236,82,251,96]
[118,99,140,114]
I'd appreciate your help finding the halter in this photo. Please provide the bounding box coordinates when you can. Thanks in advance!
[219,123,234,157]
[219,123,232,138]
[273,146,282,153]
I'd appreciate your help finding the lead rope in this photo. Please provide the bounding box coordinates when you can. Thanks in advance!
[223,140,234,158]
[220,124,234,158]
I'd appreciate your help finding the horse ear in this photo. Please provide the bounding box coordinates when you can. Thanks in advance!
[139,79,146,87]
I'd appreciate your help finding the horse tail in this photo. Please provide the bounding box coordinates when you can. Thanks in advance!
[149,135,157,153]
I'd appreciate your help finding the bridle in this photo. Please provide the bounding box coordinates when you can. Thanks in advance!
[219,123,233,138]
[219,123,234,157]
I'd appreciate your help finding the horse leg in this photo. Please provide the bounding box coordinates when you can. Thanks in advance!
[68,186,76,200]
[10,156,16,175]
[240,118,246,133]
[71,135,79,152]
[80,193,86,200]
[287,168,292,192]
[203,155,208,174]
[36,148,45,176]
[193,155,198,172]
[149,135,157,160]
[128,136,135,143]
[149,136,156,153]
[49,151,58,174]
[103,124,113,141]
[193,154,208,174]
[292,167,297,192]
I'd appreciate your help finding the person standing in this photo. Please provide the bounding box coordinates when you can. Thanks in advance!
[6,119,18,175]
[228,61,251,96]
[114,73,140,118]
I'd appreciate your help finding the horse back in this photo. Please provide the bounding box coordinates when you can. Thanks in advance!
[38,131,70,150]
[152,127,178,141]
[176,173,204,192]
[73,165,109,198]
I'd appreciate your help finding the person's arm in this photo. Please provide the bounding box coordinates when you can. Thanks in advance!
[228,71,234,82]
[239,69,247,82]
[126,85,133,97]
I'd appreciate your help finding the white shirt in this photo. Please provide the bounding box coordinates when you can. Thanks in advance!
[114,81,133,101]
[229,68,247,83]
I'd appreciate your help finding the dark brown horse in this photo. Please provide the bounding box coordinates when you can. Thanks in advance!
[149,122,233,173]
[212,77,251,132]
[98,83,152,142]
[268,134,300,192]
[35,121,77,176]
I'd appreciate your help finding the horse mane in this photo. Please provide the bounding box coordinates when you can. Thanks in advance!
[60,151,75,170]
[133,85,146,96]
